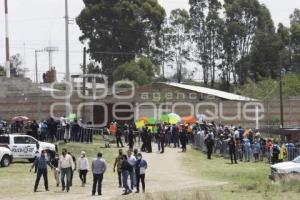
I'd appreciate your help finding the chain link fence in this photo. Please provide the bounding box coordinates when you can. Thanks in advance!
[193,133,300,162]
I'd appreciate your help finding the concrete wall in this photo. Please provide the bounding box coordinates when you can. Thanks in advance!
[1,80,299,128]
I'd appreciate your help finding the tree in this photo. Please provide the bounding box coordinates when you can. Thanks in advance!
[204,0,223,87]
[277,23,292,71]
[85,61,102,74]
[235,74,300,99]
[290,8,300,26]
[290,23,300,73]
[189,0,209,86]
[76,0,165,85]
[155,20,174,80]
[246,5,282,82]
[113,56,157,86]
[9,53,26,77]
[0,65,5,76]
[168,9,191,83]
[223,0,262,85]
[189,0,225,88]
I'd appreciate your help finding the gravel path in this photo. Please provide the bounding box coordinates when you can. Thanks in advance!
[3,146,224,200]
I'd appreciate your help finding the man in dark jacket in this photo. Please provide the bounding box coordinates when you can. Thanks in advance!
[30,120,39,140]
[128,128,135,150]
[160,126,167,153]
[146,128,152,153]
[31,150,53,192]
[135,153,148,193]
[116,127,124,148]
[47,118,57,142]
[179,126,188,152]
[228,137,238,164]
[205,134,214,159]
[140,127,148,152]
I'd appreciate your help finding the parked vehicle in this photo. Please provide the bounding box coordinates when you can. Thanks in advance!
[0,134,56,162]
[270,155,300,180]
[0,146,13,167]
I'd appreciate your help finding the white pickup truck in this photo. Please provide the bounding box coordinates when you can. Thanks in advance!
[0,147,12,167]
[0,134,57,162]
[270,155,300,180]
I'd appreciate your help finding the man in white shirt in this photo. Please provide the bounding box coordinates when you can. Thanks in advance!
[77,151,89,187]
[58,148,74,192]
[127,150,136,191]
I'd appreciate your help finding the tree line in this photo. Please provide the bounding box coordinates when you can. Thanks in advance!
[76,0,300,91]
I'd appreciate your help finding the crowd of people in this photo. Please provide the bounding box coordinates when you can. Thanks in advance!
[0,117,95,143]
[3,116,300,196]
[103,122,190,154]
[192,122,300,164]
[31,147,148,196]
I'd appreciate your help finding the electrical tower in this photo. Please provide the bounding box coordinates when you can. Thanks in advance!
[44,46,59,70]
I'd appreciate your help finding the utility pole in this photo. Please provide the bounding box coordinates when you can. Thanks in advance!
[82,47,86,95]
[279,68,285,128]
[82,47,87,121]
[35,50,43,83]
[4,0,10,78]
[65,0,71,117]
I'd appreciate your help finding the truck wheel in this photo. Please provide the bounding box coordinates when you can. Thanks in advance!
[1,155,11,167]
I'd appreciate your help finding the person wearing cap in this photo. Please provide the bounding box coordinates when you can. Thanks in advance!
[78,151,89,187]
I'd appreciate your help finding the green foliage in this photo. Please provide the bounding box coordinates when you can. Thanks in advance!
[0,65,5,76]
[235,74,300,99]
[10,54,25,77]
[168,8,191,83]
[113,56,156,86]
[76,0,165,85]
[189,0,223,87]
[290,8,300,26]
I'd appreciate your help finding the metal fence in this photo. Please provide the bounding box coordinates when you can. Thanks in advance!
[3,125,103,144]
[193,133,300,162]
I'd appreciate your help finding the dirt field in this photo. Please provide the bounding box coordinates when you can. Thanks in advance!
[0,144,223,200]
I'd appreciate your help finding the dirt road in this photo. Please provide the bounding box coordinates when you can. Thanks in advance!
[4,147,223,200]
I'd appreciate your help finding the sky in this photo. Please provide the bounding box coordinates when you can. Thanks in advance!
[0,0,299,82]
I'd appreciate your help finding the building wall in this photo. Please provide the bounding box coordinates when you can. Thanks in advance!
[0,80,299,128]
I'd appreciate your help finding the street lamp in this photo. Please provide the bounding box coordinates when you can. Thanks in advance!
[35,49,43,83]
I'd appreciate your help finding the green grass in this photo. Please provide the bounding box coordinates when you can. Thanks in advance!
[183,148,300,200]
[0,137,120,198]
[1,140,300,200]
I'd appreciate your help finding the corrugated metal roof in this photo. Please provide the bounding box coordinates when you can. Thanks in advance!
[164,82,257,101]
